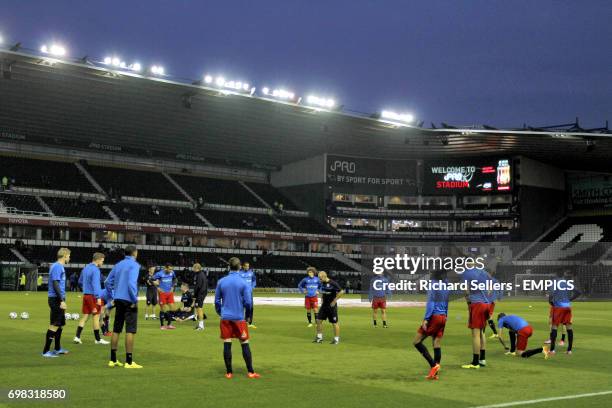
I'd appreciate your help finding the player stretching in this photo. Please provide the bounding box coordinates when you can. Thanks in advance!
[497,313,550,359]
[461,267,492,369]
[214,257,260,379]
[100,284,115,336]
[239,262,257,328]
[297,267,320,327]
[369,273,391,328]
[548,270,580,355]
[413,270,449,380]
[313,271,343,344]
[74,253,109,344]
[105,245,141,368]
[42,248,71,357]
[192,263,208,330]
[144,266,158,320]
[153,264,177,330]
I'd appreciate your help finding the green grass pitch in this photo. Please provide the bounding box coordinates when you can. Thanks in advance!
[1,292,611,408]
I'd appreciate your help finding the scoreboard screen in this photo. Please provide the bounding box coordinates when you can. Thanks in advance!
[423,159,512,194]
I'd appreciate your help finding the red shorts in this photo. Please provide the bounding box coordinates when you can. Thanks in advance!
[516,325,533,350]
[82,294,100,315]
[159,292,175,305]
[488,302,496,317]
[468,303,490,329]
[220,320,249,341]
[304,296,318,309]
[418,314,447,338]
[551,307,572,326]
[371,297,387,309]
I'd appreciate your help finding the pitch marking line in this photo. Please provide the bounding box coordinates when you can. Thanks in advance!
[471,390,612,408]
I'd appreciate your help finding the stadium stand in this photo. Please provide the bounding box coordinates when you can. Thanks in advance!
[245,182,299,211]
[0,193,46,213]
[0,156,96,193]
[203,210,282,231]
[0,244,20,262]
[86,164,185,201]
[42,196,111,220]
[278,216,333,234]
[172,174,261,207]
[108,202,204,226]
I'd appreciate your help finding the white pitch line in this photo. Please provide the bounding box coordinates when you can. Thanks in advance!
[471,390,612,408]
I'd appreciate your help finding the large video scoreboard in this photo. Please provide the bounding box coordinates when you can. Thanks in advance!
[423,158,512,194]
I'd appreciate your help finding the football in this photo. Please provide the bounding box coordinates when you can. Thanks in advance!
[9,312,18,320]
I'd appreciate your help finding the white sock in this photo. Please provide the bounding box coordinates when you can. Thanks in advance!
[334,336,340,342]
[198,320,204,328]
[316,333,323,339]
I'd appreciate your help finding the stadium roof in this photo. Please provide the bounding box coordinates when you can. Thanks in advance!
[1,49,611,172]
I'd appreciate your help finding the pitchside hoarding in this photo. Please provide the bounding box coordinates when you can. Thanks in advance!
[568,174,612,208]
[423,158,512,195]
[325,154,418,195]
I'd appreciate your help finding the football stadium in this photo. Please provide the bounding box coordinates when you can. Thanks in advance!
[1,4,612,408]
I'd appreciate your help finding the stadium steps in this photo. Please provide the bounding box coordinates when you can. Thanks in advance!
[162,172,195,203]
[195,212,215,228]
[272,215,292,232]
[102,205,121,221]
[9,248,29,263]
[332,252,363,272]
[35,196,54,215]
[514,216,568,260]
[239,181,272,209]
[75,162,107,196]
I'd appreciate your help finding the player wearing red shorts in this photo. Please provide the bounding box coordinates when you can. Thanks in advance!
[548,270,580,355]
[461,267,493,369]
[297,267,321,327]
[73,252,109,345]
[544,305,566,345]
[497,313,549,359]
[413,270,449,380]
[152,263,177,330]
[214,257,259,379]
[369,274,390,328]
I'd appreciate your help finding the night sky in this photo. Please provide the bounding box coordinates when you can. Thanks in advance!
[1,1,610,128]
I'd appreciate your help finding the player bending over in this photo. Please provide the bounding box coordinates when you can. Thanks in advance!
[297,267,320,327]
[74,252,109,345]
[214,257,260,379]
[313,271,343,344]
[497,313,550,359]
[100,284,115,336]
[153,263,177,330]
[42,248,71,357]
[548,270,580,355]
[369,273,391,328]
[413,270,449,380]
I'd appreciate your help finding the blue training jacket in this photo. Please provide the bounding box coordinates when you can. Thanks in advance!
[81,263,102,298]
[424,279,450,319]
[47,262,66,299]
[298,276,321,298]
[215,271,253,320]
[369,275,391,301]
[461,268,491,304]
[498,315,529,331]
[105,256,140,304]
[239,269,257,291]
